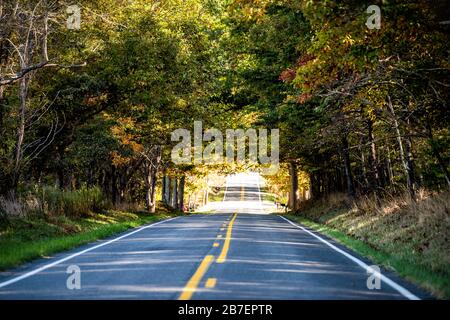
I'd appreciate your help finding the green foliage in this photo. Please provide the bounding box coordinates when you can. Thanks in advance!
[0,0,448,215]
[225,0,450,197]
[37,186,105,217]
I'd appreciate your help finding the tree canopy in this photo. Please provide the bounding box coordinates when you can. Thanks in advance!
[0,0,448,211]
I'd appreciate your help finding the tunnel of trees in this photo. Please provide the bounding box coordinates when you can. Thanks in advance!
[0,0,449,216]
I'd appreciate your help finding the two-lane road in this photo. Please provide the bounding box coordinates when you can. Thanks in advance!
[0,175,427,299]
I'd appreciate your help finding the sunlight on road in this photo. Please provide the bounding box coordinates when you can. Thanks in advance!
[197,172,277,215]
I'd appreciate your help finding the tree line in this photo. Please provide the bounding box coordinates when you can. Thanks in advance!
[0,0,232,213]
[225,0,449,208]
[1,0,449,215]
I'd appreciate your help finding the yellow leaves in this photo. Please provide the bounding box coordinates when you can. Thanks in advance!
[176,98,188,109]
[130,104,145,112]
[110,116,144,160]
[110,142,143,166]
[116,117,135,129]
[110,126,122,137]
[343,34,355,46]
[129,141,144,153]
[84,93,108,107]
[229,0,271,22]
[238,110,260,125]
[111,151,129,167]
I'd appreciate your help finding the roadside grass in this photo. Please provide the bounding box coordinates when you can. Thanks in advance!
[281,191,450,299]
[0,210,181,271]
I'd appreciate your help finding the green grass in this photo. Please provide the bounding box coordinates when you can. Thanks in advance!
[0,210,180,271]
[282,214,449,299]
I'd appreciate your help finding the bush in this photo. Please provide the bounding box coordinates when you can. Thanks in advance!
[38,186,105,217]
[0,193,28,218]
[0,186,107,219]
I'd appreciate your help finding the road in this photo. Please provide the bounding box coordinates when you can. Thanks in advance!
[0,174,427,299]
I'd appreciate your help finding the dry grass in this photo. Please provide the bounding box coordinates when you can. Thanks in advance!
[0,187,107,219]
[0,195,28,218]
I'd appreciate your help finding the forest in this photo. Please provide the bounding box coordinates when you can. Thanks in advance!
[0,0,449,297]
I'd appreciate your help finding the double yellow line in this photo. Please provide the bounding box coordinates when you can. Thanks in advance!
[178,213,237,300]
[178,255,214,300]
[216,213,237,263]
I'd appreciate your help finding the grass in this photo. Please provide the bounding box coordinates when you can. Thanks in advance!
[282,190,450,299]
[0,186,107,219]
[0,210,181,271]
[38,186,105,217]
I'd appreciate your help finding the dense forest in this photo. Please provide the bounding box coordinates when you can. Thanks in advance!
[0,0,449,216]
[227,0,450,207]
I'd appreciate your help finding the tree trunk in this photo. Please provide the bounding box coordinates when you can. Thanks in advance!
[119,173,127,203]
[162,174,167,205]
[341,135,356,198]
[144,163,158,213]
[144,163,152,211]
[12,75,29,191]
[385,145,394,186]
[0,86,6,194]
[404,132,418,189]
[289,161,298,210]
[165,176,171,205]
[204,188,209,205]
[309,172,320,200]
[172,178,178,209]
[0,86,4,134]
[178,175,185,212]
[111,165,118,205]
[387,95,416,199]
[367,118,380,191]
[360,148,369,190]
[102,169,111,197]
[149,165,158,213]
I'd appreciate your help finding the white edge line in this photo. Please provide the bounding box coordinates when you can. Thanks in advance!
[0,217,179,289]
[278,215,420,300]
[256,178,263,211]
[222,177,228,202]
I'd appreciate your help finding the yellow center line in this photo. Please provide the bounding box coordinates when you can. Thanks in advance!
[178,213,239,300]
[178,255,214,300]
[205,278,217,288]
[216,213,238,263]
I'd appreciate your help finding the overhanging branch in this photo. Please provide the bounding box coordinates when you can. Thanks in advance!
[0,61,87,86]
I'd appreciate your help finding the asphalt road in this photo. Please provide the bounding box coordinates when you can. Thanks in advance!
[0,175,428,300]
